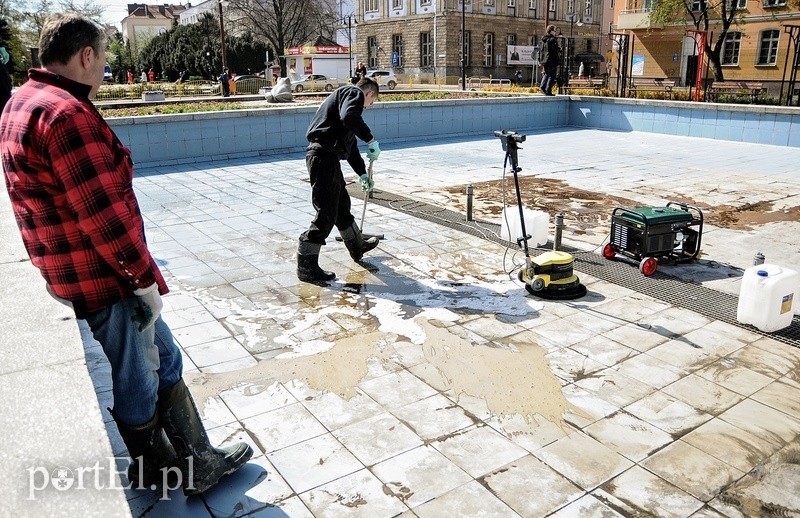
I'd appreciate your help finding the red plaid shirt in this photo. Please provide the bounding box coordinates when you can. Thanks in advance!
[1,69,167,318]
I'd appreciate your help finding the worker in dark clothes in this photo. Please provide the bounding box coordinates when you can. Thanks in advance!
[297,77,381,283]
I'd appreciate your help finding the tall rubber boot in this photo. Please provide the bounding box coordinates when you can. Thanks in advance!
[297,240,336,283]
[110,409,180,489]
[340,222,380,262]
[157,379,253,496]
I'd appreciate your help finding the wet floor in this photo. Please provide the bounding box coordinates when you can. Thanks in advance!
[85,128,800,517]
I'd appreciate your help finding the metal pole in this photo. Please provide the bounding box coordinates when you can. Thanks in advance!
[466,184,473,221]
[348,16,353,78]
[553,212,563,251]
[218,0,227,71]
[461,0,466,90]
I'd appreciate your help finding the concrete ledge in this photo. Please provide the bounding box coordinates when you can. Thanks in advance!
[141,91,165,102]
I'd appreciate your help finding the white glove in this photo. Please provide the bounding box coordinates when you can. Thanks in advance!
[133,284,163,332]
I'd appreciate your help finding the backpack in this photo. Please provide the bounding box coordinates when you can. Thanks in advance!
[537,41,549,65]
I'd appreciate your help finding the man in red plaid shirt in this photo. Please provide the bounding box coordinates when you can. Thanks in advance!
[0,13,250,495]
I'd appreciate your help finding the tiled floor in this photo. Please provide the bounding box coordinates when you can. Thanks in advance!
[85,129,799,517]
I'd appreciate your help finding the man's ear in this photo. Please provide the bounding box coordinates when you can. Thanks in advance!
[78,46,95,69]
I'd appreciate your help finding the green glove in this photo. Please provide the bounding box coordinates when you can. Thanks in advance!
[366,140,381,160]
[0,47,8,65]
[359,173,374,192]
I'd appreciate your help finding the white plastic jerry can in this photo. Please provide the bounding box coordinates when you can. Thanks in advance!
[499,207,549,247]
[736,264,800,332]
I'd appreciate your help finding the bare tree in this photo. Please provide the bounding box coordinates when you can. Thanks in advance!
[226,0,338,76]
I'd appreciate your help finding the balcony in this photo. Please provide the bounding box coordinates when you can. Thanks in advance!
[617,9,653,29]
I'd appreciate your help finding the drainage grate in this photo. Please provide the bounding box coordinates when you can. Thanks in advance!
[355,186,800,348]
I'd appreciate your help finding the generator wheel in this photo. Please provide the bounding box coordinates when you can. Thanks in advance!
[639,257,658,276]
[602,243,617,260]
[529,277,545,291]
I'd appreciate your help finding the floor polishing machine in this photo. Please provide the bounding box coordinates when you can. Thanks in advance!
[494,130,586,300]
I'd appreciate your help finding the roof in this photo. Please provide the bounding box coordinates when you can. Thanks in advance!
[125,3,188,19]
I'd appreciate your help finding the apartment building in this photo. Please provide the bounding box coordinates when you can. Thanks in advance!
[614,0,800,92]
[122,3,188,53]
[354,0,608,83]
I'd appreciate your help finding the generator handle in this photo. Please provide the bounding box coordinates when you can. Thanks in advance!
[667,201,704,260]
[610,206,650,226]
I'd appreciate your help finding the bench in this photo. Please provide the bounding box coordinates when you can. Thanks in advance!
[560,77,605,94]
[629,78,675,99]
[707,81,764,103]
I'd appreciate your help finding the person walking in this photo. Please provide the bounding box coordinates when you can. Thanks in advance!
[297,78,382,283]
[0,13,252,495]
[540,25,561,96]
[219,67,230,97]
[148,67,155,82]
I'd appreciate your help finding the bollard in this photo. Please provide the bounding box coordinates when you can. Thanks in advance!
[553,212,564,251]
[753,251,765,265]
[466,184,474,222]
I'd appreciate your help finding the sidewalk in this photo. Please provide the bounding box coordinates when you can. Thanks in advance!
[2,128,798,517]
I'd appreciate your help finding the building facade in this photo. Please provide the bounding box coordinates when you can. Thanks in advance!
[122,3,188,53]
[614,0,800,93]
[355,0,606,84]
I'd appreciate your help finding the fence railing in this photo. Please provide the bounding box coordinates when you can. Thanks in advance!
[94,78,272,101]
[458,77,513,89]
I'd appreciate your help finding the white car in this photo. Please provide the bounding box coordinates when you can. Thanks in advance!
[292,74,340,93]
[103,63,113,82]
[365,69,398,90]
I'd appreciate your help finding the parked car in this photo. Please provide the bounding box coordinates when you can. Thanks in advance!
[233,75,269,94]
[291,74,340,93]
[103,63,113,82]
[365,69,398,90]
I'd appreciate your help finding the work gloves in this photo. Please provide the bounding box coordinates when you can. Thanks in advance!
[359,173,374,192]
[133,284,163,332]
[366,140,381,160]
[0,47,8,65]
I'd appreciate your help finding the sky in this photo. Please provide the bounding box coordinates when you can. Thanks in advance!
[98,1,140,29]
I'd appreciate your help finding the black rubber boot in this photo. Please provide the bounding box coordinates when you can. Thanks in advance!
[341,222,380,262]
[297,254,336,283]
[158,379,253,496]
[110,409,180,489]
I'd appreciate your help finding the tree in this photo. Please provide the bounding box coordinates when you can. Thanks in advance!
[648,0,739,81]
[225,0,337,76]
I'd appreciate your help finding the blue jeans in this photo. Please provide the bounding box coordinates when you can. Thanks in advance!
[85,297,183,426]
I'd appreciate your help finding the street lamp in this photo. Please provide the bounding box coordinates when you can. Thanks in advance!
[218,0,228,71]
[460,0,466,90]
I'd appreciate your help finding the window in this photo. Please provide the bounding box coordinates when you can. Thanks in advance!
[763,0,786,6]
[584,0,592,17]
[757,29,779,65]
[392,0,402,8]
[483,32,494,66]
[484,0,495,6]
[420,0,432,5]
[508,0,516,15]
[585,38,592,52]
[507,34,516,46]
[460,30,471,66]
[549,0,556,15]
[393,34,403,67]
[528,0,536,13]
[508,0,516,6]
[529,35,537,45]
[367,36,378,68]
[420,32,432,67]
[726,0,746,8]
[365,0,378,11]
[721,31,741,65]
[567,0,574,16]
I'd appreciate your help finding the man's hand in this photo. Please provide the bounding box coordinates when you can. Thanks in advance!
[0,47,9,65]
[366,140,381,160]
[132,284,163,332]
[359,173,374,192]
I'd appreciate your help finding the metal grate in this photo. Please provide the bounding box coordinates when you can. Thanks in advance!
[355,186,800,348]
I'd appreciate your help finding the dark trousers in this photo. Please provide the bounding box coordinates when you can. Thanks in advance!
[299,153,355,247]
[541,62,558,94]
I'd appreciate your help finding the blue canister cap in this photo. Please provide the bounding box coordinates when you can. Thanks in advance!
[757,270,768,277]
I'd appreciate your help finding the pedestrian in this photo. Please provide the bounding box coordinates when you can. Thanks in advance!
[540,25,561,96]
[355,61,367,80]
[140,69,147,82]
[127,68,134,84]
[514,69,523,86]
[148,67,155,82]
[228,70,236,95]
[218,67,230,97]
[0,18,12,112]
[297,78,382,283]
[0,13,252,495]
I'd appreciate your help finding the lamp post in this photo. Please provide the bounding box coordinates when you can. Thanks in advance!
[218,0,228,71]
[346,16,353,79]
[461,0,466,90]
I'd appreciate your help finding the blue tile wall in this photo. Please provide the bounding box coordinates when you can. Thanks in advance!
[106,96,800,167]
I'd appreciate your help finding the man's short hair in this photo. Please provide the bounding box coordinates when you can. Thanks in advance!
[356,77,379,96]
[546,25,556,33]
[39,13,104,66]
